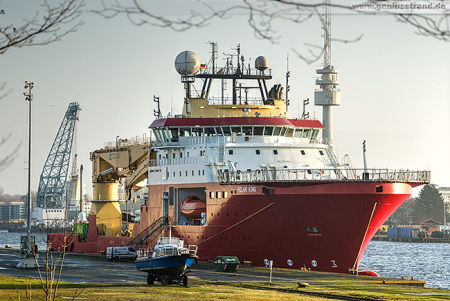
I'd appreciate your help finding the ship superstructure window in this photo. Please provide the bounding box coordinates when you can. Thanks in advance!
[242,126,252,135]
[210,191,215,198]
[216,191,221,198]
[301,150,306,155]
[229,150,234,155]
[273,150,278,155]
[294,129,303,138]
[256,150,260,155]
[264,126,274,136]
[286,128,294,137]
[222,126,231,136]
[215,127,224,136]
[319,150,324,156]
[311,129,319,141]
[192,127,203,136]
[180,127,191,137]
[160,129,167,142]
[223,191,228,198]
[302,129,311,139]
[254,126,264,135]
[205,127,216,136]
[273,127,282,136]
[169,127,179,141]
[280,127,287,136]
[231,126,242,135]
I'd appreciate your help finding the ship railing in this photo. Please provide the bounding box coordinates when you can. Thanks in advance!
[188,245,198,256]
[217,168,431,184]
[137,247,152,258]
[103,134,151,149]
[207,97,266,106]
[154,155,212,167]
[198,66,272,77]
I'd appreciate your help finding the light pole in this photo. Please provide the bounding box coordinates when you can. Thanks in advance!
[17,81,38,268]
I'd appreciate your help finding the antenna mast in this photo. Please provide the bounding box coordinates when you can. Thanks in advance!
[314,0,341,144]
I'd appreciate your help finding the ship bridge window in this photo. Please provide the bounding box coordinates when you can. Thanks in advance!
[264,126,274,136]
[161,128,169,142]
[180,127,191,137]
[215,127,224,136]
[169,127,179,141]
[294,129,303,138]
[222,126,231,136]
[192,127,203,137]
[280,127,287,136]
[311,129,319,141]
[273,127,282,136]
[302,129,311,139]
[231,126,242,135]
[286,128,294,137]
[205,127,216,136]
[254,126,264,135]
[242,126,252,136]
[154,129,163,143]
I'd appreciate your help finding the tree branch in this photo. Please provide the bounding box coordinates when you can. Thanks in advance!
[0,0,85,55]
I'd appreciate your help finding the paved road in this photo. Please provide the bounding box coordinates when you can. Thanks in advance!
[0,248,287,285]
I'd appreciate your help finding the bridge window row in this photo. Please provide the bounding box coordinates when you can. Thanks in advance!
[153,126,320,143]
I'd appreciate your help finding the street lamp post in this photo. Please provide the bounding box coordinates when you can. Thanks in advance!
[17,81,38,269]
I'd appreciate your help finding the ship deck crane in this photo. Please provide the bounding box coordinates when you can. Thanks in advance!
[89,136,153,236]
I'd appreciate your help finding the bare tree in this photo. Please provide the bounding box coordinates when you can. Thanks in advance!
[0,0,85,55]
[0,134,22,173]
[95,0,449,63]
[0,0,84,173]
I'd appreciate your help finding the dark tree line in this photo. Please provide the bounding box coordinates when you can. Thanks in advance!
[388,184,447,225]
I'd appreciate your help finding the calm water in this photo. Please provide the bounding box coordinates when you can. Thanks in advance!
[0,231,448,289]
[0,230,48,250]
[359,240,450,290]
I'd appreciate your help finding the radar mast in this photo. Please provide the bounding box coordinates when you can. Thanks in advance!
[314,0,341,144]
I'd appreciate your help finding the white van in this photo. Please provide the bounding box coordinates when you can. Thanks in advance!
[106,246,138,261]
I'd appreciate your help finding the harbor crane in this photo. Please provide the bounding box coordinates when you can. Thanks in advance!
[35,102,81,209]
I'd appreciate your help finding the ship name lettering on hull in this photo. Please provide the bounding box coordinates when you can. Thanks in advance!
[237,186,257,193]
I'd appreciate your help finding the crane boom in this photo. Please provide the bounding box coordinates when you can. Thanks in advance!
[36,102,81,208]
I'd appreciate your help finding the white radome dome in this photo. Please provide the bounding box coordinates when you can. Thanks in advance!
[175,51,201,76]
[255,56,268,71]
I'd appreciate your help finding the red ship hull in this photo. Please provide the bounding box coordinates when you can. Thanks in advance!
[48,181,414,274]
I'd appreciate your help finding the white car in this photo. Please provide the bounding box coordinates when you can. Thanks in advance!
[106,246,138,261]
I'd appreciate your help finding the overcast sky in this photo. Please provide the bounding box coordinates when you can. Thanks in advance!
[0,1,449,197]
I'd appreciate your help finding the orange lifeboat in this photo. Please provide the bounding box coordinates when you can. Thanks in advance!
[180,196,206,219]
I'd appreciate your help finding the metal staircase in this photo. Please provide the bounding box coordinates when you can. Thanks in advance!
[126,216,166,248]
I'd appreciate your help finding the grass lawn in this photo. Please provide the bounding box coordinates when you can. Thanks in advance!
[0,273,449,301]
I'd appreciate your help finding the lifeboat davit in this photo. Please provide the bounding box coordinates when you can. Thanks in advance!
[180,196,206,219]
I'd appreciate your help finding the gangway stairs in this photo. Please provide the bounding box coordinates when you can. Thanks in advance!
[126,217,166,248]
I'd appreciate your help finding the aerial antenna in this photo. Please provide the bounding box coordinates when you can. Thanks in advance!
[206,41,218,74]
[302,98,310,119]
[285,53,290,111]
[314,0,341,144]
[153,95,162,119]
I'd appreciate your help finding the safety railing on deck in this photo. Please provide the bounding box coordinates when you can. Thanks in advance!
[217,168,431,184]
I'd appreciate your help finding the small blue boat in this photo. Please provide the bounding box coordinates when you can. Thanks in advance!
[136,235,198,286]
